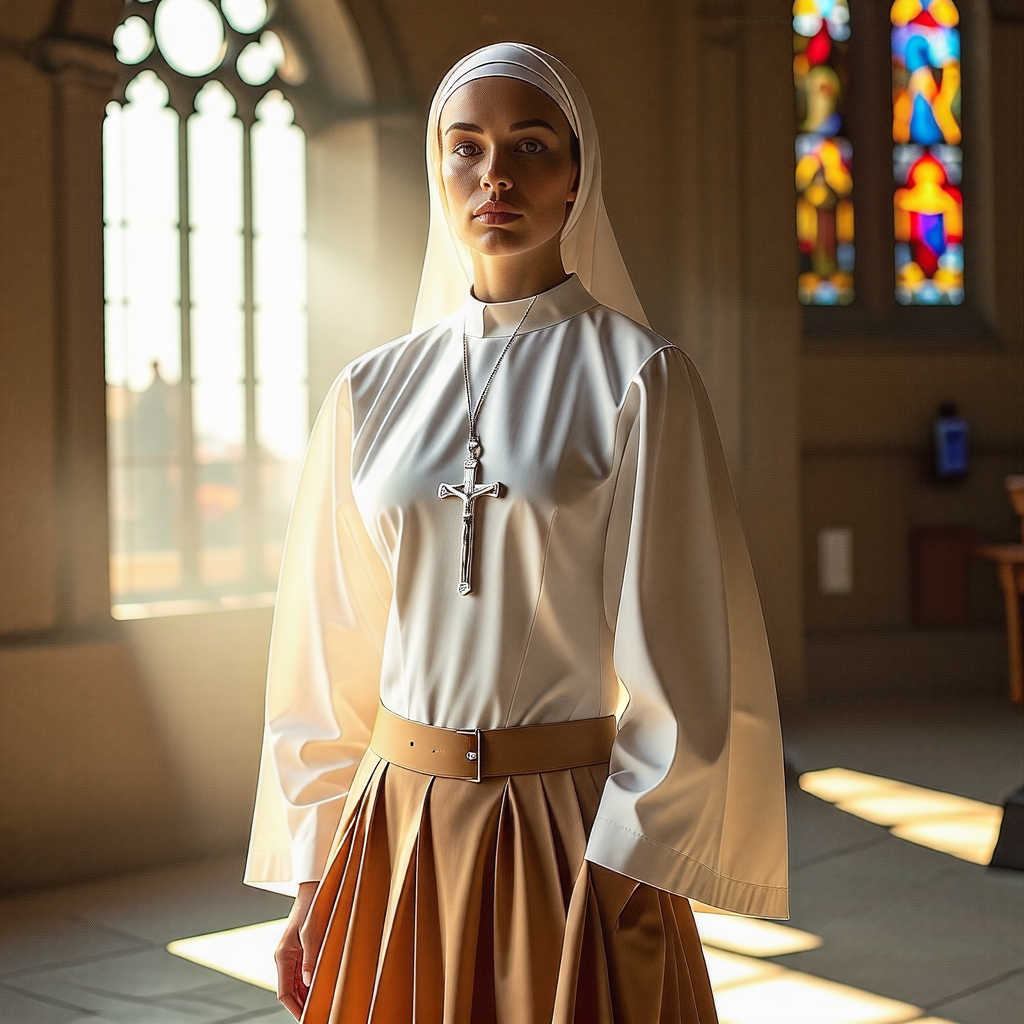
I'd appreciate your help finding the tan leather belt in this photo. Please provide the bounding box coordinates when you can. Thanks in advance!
[369,702,617,782]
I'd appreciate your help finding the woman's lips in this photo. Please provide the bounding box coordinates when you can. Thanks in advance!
[475,211,522,225]
[474,200,522,226]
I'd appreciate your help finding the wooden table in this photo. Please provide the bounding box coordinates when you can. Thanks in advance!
[973,542,1024,704]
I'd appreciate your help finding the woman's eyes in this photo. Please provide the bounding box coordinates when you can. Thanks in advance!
[450,138,549,157]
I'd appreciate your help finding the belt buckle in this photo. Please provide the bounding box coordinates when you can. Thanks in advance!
[457,728,483,782]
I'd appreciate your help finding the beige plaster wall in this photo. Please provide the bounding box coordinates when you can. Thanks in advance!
[1,641,185,889]
[0,10,59,634]
[0,608,273,892]
[800,12,1024,694]
[121,608,273,855]
[802,353,1023,635]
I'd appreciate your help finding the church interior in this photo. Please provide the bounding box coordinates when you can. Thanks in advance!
[1,0,1022,1021]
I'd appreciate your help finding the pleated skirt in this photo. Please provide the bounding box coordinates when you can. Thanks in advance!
[301,755,718,1024]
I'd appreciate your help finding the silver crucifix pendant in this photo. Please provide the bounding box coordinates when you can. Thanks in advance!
[437,439,504,595]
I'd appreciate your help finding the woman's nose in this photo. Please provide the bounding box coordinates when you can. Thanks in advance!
[480,152,512,192]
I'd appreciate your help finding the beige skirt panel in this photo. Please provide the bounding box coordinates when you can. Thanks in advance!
[302,755,717,1024]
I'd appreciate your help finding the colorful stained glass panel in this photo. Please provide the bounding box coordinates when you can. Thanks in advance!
[891,0,964,304]
[794,0,854,305]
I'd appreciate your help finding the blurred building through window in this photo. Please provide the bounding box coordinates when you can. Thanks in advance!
[104,0,309,606]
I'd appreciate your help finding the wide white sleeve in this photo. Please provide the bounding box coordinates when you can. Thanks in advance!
[586,345,789,919]
[244,372,391,895]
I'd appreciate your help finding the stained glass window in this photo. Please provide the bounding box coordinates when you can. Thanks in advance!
[891,0,964,304]
[104,0,308,607]
[793,0,854,305]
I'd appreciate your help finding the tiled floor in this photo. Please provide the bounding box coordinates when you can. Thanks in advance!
[0,858,294,1023]
[1,694,1021,1024]
[781,694,1023,1023]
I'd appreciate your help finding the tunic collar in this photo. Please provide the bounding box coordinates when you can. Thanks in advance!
[462,273,598,339]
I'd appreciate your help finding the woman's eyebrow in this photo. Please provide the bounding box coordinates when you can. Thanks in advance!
[443,118,559,136]
[509,118,557,133]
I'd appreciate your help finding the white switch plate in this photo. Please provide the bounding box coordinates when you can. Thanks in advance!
[818,527,853,595]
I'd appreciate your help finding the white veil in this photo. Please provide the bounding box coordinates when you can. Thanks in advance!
[412,42,649,332]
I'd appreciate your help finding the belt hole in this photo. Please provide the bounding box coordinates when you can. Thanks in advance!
[409,740,414,746]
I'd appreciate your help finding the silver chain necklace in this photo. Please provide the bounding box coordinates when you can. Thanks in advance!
[437,295,538,596]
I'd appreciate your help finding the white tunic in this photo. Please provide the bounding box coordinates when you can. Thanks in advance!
[245,274,789,919]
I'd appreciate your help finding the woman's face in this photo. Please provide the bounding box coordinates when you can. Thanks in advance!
[438,77,579,260]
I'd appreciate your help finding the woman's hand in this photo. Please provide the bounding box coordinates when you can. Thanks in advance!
[275,881,320,1019]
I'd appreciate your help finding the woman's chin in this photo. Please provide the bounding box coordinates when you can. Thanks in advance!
[462,223,520,246]
[464,227,562,261]
[467,235,533,258]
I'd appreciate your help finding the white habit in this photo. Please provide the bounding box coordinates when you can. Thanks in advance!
[245,273,789,920]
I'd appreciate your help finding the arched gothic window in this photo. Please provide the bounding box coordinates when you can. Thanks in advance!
[793,0,973,315]
[104,0,309,610]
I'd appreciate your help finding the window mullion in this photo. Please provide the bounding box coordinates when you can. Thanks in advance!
[242,114,262,587]
[177,110,200,591]
[854,0,894,321]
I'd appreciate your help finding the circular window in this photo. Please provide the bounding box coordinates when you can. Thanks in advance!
[154,0,226,77]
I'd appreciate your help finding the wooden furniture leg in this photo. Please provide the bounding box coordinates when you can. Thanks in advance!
[997,560,1024,704]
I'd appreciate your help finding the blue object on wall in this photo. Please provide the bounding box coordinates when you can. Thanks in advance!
[933,402,969,478]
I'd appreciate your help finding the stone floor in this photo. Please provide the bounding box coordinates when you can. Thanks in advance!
[780,693,1023,1024]
[1,693,1021,1024]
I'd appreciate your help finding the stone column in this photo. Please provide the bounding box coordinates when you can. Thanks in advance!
[739,0,806,702]
[694,0,746,478]
[673,0,805,700]
[33,34,118,626]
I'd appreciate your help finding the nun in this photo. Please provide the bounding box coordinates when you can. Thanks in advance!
[244,42,789,1024]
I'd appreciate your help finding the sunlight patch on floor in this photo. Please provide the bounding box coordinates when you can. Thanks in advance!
[167,915,959,1024]
[799,767,1003,864]
[168,918,284,992]
[707,951,925,1024]
[690,907,822,957]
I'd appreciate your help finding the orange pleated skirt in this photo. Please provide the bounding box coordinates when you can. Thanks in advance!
[301,756,718,1024]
